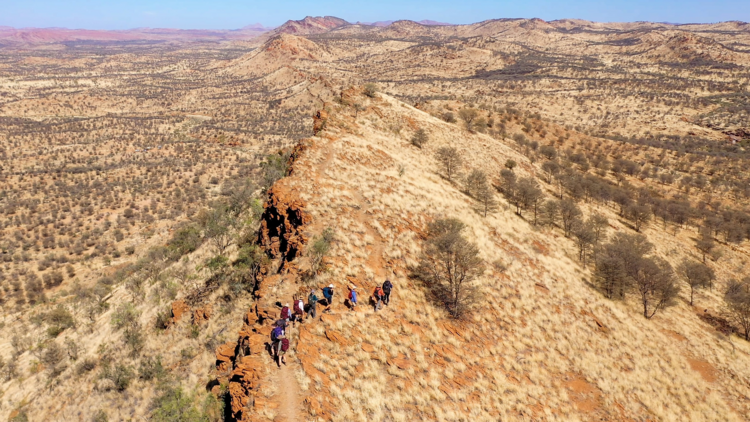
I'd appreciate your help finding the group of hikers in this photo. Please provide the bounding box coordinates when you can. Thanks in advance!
[269,279,394,366]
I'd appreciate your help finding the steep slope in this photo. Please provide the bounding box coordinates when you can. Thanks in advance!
[218,89,750,421]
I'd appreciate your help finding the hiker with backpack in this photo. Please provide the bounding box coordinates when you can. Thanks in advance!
[322,284,334,311]
[292,295,305,327]
[270,325,289,366]
[280,303,292,325]
[373,285,384,312]
[382,279,393,306]
[348,285,358,311]
[307,289,319,319]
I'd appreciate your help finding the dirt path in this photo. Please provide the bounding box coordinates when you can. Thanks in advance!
[272,358,305,422]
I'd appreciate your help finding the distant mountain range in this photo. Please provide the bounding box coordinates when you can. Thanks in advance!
[1,16,747,45]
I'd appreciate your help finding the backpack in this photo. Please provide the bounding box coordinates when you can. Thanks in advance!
[294,300,304,315]
[308,293,318,304]
[374,287,383,298]
[383,280,392,293]
[281,306,290,319]
[348,290,353,300]
[280,338,290,352]
[271,326,284,342]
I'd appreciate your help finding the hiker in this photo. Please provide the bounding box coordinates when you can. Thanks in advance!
[322,284,334,311]
[276,336,289,366]
[382,279,393,306]
[373,285,384,312]
[307,289,319,319]
[292,295,305,327]
[280,303,292,325]
[348,285,358,311]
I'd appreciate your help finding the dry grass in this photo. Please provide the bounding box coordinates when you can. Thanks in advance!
[277,91,750,421]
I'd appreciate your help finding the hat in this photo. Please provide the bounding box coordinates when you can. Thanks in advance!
[329,284,334,288]
[285,303,289,307]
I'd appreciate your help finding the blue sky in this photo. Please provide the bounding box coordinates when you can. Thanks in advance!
[2,0,749,30]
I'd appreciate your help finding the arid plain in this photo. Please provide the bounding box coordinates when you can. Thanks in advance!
[1,16,750,421]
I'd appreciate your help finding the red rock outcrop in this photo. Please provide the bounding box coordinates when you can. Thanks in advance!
[258,182,311,262]
[165,299,190,328]
[192,304,213,324]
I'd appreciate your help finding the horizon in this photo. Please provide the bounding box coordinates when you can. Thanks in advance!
[2,16,749,32]
[3,0,750,31]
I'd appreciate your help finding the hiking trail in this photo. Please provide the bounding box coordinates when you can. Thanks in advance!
[271,358,304,422]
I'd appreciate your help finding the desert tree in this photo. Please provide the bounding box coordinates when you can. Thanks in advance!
[517,177,543,223]
[475,178,497,217]
[725,278,750,341]
[465,170,496,217]
[435,147,462,181]
[677,259,715,305]
[626,203,652,232]
[558,198,582,237]
[632,257,679,319]
[540,199,560,228]
[504,159,517,171]
[458,108,479,131]
[464,169,487,198]
[695,227,715,263]
[417,218,483,319]
[589,212,609,246]
[595,232,653,300]
[573,219,596,265]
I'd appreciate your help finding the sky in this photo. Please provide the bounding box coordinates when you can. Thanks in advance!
[2,0,750,30]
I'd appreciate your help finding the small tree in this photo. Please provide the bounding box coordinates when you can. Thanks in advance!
[410,129,428,148]
[725,279,750,341]
[695,228,715,263]
[202,203,234,256]
[435,147,462,181]
[464,169,487,198]
[475,178,497,217]
[504,159,517,171]
[677,259,715,305]
[626,203,652,232]
[417,218,483,318]
[540,199,560,227]
[458,108,479,131]
[516,177,543,222]
[632,257,679,319]
[573,219,596,265]
[558,199,582,237]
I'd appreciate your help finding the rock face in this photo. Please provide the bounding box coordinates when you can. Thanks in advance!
[165,299,190,328]
[215,308,279,421]
[258,181,311,262]
[216,138,313,421]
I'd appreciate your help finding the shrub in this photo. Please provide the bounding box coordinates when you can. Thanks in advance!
[91,410,108,422]
[363,83,378,98]
[168,224,202,257]
[76,357,98,375]
[139,355,165,381]
[410,129,428,148]
[308,228,334,276]
[99,363,134,392]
